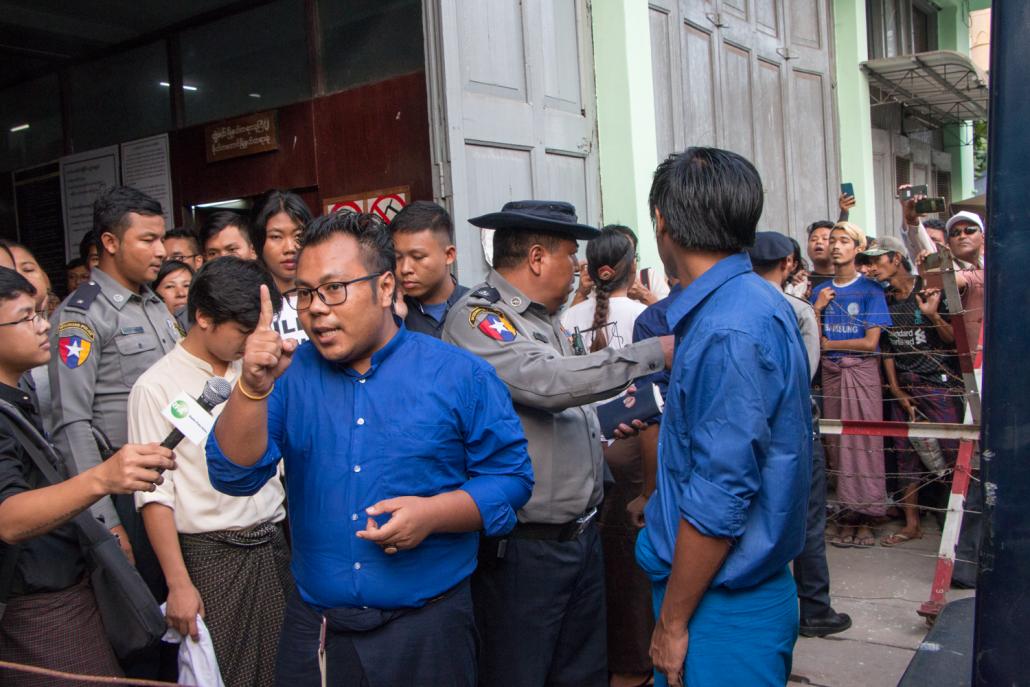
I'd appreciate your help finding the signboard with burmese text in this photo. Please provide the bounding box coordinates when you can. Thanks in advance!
[205,111,279,163]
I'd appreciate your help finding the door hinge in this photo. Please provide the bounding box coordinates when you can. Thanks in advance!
[776,47,797,60]
[705,12,725,28]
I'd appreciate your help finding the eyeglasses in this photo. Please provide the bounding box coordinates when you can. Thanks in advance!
[0,310,46,328]
[948,226,980,238]
[284,273,383,311]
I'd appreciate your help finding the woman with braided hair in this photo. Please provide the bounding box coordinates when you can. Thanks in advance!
[561,226,653,687]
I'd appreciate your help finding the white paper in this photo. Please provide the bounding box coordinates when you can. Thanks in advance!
[161,392,215,447]
[60,146,120,261]
[121,134,174,229]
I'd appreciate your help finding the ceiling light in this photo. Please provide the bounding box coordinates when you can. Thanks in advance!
[183,84,198,92]
[159,81,198,91]
[249,93,262,98]
[194,198,245,208]
[9,123,30,132]
[159,81,170,87]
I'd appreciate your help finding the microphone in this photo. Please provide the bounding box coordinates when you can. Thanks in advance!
[160,377,233,450]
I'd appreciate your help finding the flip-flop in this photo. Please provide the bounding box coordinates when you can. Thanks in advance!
[880,531,923,547]
[830,534,854,548]
[854,535,876,547]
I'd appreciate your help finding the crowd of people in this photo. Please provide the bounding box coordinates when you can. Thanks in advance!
[0,148,984,687]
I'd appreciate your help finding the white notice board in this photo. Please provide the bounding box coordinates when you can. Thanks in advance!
[121,134,174,229]
[60,146,120,262]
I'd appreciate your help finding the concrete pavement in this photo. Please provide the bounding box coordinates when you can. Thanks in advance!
[790,516,975,687]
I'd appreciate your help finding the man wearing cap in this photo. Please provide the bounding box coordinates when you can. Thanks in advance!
[862,237,962,549]
[748,232,853,639]
[442,200,674,687]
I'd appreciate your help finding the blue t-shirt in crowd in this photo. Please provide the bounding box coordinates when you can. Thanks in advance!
[420,301,449,323]
[810,275,891,358]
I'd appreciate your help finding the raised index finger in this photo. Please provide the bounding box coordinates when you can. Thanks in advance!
[257,284,274,330]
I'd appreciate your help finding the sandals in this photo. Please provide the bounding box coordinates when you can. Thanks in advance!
[881,531,923,547]
[852,527,876,547]
[829,525,855,548]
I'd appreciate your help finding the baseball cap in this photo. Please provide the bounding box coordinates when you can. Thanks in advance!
[945,211,984,234]
[860,235,908,258]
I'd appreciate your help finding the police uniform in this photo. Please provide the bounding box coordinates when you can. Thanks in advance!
[444,264,664,686]
[48,267,182,530]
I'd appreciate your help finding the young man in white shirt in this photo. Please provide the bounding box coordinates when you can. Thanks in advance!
[129,257,289,687]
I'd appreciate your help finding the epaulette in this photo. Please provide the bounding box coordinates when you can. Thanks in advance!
[65,281,102,312]
[469,285,501,304]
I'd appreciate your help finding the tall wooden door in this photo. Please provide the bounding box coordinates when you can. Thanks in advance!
[648,0,839,242]
[424,0,601,283]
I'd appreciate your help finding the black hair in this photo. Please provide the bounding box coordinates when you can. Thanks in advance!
[388,201,455,244]
[251,190,312,260]
[0,266,36,301]
[66,257,87,271]
[92,186,163,251]
[924,219,946,231]
[607,224,639,250]
[153,260,195,291]
[788,237,807,274]
[649,147,763,253]
[187,256,280,328]
[586,227,635,352]
[164,226,201,252]
[806,220,835,236]
[79,231,98,262]
[300,212,395,275]
[199,211,252,252]
[492,230,567,270]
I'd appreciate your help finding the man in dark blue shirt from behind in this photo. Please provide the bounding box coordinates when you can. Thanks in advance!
[635,148,811,686]
[206,212,533,687]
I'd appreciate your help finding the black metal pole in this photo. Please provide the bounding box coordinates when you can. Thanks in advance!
[973,2,1030,684]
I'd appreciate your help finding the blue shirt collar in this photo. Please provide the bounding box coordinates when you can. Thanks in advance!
[664,252,753,332]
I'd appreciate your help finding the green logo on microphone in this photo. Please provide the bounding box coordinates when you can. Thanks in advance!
[170,400,189,419]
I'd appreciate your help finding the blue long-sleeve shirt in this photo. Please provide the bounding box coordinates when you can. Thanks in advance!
[207,325,533,610]
[642,253,811,589]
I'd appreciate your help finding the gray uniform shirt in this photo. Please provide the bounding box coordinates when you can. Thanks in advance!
[782,289,820,381]
[48,267,182,527]
[443,270,664,524]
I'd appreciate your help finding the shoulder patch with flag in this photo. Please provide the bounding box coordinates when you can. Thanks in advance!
[475,310,517,342]
[59,334,93,369]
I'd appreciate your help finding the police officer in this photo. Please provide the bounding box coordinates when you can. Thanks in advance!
[443,200,674,687]
[48,187,181,614]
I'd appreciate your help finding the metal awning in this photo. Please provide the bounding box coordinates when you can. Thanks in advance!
[861,50,989,129]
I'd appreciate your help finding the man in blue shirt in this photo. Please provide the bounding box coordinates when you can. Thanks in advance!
[206,212,533,687]
[635,148,812,687]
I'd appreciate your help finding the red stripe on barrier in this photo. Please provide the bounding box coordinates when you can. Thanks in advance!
[836,419,917,438]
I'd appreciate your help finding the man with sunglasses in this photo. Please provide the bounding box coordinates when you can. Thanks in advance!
[206,212,533,686]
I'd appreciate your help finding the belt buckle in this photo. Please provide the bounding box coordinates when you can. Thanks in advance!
[572,507,598,538]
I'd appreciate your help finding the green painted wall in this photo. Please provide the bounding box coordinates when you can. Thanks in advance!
[938,3,979,201]
[591,0,661,273]
[833,0,877,234]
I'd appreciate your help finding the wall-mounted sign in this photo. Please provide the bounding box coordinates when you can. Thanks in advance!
[205,111,279,163]
[324,186,409,222]
[121,134,173,228]
[60,146,120,262]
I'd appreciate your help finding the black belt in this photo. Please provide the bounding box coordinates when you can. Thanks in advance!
[511,508,598,542]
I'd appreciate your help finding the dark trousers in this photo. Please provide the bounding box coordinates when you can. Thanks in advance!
[474,522,607,687]
[793,418,833,620]
[113,493,178,680]
[275,580,476,687]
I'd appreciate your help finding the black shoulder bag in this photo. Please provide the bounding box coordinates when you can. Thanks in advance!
[0,400,166,659]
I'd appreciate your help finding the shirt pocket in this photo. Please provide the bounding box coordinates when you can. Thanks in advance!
[376,422,465,497]
[115,332,158,381]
